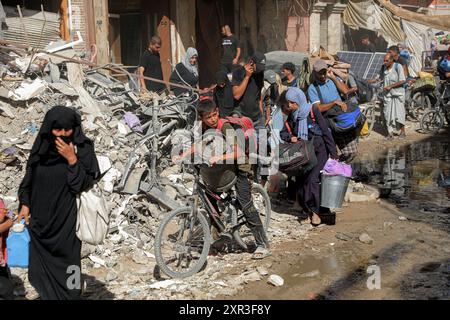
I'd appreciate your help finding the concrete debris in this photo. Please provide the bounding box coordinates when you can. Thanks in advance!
[149,280,182,289]
[335,232,353,241]
[132,249,151,265]
[345,181,380,203]
[105,271,119,283]
[89,255,106,267]
[267,274,284,287]
[0,101,15,118]
[358,233,374,245]
[9,78,46,101]
[256,266,269,276]
[241,270,262,283]
[47,82,79,97]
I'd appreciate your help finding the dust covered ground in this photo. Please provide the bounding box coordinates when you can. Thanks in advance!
[9,121,450,300]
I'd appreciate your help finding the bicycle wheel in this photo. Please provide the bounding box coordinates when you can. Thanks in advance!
[410,92,432,120]
[420,110,444,134]
[363,106,376,133]
[444,108,450,125]
[154,207,211,279]
[232,183,272,250]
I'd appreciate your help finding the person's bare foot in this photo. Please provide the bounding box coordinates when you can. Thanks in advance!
[310,212,321,226]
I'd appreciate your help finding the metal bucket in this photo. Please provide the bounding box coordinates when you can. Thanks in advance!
[320,175,350,208]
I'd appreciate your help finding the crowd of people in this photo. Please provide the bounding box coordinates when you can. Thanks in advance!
[156,26,367,257]
[1,24,449,301]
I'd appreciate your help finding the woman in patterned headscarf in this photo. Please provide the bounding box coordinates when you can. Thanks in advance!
[281,88,338,226]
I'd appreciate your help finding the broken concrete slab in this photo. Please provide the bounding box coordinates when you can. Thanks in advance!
[9,78,46,101]
[268,274,284,287]
[47,82,78,97]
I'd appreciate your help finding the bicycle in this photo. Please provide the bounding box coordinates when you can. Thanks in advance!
[115,93,199,211]
[154,163,271,279]
[359,86,384,134]
[420,81,450,133]
[406,77,436,121]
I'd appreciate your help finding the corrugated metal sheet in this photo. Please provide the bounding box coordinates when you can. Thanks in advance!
[3,5,60,49]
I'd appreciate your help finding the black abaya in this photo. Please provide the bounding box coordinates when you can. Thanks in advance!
[18,106,99,300]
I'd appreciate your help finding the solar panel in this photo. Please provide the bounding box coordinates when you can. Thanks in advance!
[336,51,387,80]
[336,51,373,80]
[364,52,385,80]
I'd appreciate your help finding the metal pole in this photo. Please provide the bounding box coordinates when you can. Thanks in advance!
[151,97,159,183]
[16,5,30,47]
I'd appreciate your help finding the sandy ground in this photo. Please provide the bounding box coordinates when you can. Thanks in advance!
[223,200,450,300]
[9,120,449,300]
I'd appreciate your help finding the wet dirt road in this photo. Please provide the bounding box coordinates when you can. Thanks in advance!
[220,129,450,300]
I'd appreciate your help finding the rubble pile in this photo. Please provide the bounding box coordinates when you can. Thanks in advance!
[0,42,180,253]
[1,40,304,300]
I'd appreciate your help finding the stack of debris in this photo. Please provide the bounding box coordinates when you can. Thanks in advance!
[0,34,191,261]
[310,47,352,81]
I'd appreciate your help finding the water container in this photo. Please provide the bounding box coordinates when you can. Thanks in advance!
[320,175,350,209]
[6,221,30,268]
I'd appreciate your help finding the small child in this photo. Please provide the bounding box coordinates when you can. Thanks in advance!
[0,198,14,300]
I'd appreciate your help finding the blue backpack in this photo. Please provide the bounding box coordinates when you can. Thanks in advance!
[400,50,411,65]
[314,84,365,134]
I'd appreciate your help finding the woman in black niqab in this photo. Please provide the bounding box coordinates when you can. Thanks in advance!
[18,106,100,300]
[214,70,235,117]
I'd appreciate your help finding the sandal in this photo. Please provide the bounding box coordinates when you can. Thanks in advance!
[251,246,272,260]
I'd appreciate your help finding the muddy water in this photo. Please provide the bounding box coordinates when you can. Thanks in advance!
[230,139,450,300]
[354,141,450,220]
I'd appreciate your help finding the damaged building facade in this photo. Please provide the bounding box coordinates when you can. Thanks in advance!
[1,0,351,86]
[55,0,356,86]
[2,0,448,85]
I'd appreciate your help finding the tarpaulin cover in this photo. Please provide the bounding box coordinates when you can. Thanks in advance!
[402,20,440,77]
[343,0,448,76]
[343,0,405,44]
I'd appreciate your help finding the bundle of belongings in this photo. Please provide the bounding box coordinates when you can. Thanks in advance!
[412,71,436,92]
[309,47,351,83]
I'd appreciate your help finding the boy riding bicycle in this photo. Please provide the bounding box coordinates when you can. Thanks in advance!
[173,99,271,259]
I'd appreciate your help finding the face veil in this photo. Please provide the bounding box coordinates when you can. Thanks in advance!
[27,106,100,179]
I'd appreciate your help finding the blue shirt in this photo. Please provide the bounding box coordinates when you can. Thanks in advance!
[307,79,342,105]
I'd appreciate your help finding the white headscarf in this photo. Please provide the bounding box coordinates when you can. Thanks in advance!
[182,47,198,77]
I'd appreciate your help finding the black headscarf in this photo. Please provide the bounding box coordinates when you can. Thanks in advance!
[215,70,228,86]
[214,70,234,116]
[28,106,100,179]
